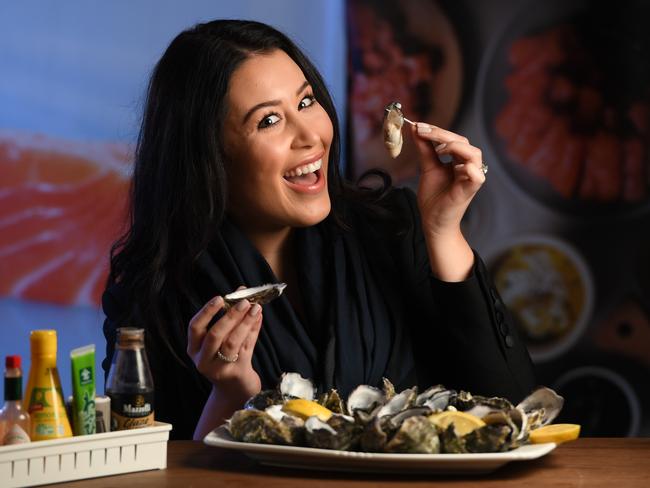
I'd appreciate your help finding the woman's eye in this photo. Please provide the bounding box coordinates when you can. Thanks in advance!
[299,95,316,110]
[258,113,280,129]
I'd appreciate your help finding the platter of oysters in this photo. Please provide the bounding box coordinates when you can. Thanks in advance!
[204,373,574,474]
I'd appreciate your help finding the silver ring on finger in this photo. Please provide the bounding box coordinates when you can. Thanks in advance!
[481,162,488,175]
[216,349,239,363]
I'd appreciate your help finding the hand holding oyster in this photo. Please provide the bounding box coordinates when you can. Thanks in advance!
[383,102,415,159]
[223,282,287,311]
[225,372,575,454]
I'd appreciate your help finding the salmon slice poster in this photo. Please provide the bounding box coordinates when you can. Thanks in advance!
[0,1,347,397]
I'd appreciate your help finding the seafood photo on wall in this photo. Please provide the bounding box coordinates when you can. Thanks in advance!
[347,0,463,185]
[479,0,650,214]
[0,132,130,306]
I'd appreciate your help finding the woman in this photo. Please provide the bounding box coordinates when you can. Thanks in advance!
[102,19,536,440]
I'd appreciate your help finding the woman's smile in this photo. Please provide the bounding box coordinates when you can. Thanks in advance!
[282,153,326,194]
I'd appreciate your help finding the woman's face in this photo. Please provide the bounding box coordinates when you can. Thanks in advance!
[223,49,334,233]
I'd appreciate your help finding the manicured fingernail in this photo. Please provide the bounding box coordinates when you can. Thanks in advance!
[417,123,432,133]
[435,143,447,152]
[235,299,249,311]
[249,304,262,316]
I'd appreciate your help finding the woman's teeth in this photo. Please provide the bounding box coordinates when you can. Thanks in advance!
[283,159,322,178]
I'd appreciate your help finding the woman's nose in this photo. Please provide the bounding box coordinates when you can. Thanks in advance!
[290,116,320,148]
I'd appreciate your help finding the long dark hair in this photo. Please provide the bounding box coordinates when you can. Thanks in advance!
[109,20,391,364]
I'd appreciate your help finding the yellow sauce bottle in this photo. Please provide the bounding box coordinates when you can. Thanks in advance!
[24,330,72,440]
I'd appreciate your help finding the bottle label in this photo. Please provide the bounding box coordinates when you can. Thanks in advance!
[4,377,22,402]
[3,424,31,445]
[108,392,154,430]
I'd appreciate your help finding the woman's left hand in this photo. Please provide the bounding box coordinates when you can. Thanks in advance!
[409,123,486,237]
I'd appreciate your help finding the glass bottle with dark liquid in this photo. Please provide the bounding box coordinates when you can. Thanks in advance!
[105,328,154,430]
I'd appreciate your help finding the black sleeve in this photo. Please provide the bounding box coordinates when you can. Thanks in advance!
[396,188,537,403]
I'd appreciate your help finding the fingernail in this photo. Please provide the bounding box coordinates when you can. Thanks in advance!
[417,123,432,133]
[209,297,222,307]
[435,143,447,152]
[235,299,249,311]
[454,163,465,169]
[249,304,262,316]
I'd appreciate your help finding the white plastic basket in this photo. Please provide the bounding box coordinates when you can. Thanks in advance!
[0,422,172,487]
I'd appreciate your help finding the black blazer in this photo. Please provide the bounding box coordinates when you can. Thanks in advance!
[102,188,536,439]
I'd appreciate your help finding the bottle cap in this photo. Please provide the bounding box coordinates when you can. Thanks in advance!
[5,355,21,368]
[116,327,145,348]
[30,330,58,356]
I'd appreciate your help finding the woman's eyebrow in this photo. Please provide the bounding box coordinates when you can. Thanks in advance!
[242,80,311,124]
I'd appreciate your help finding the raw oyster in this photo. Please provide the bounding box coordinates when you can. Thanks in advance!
[361,407,439,454]
[516,387,564,430]
[454,391,514,414]
[318,388,345,414]
[464,424,512,453]
[384,416,440,454]
[227,407,303,445]
[279,372,316,400]
[383,102,405,158]
[223,283,287,310]
[347,384,385,423]
[243,389,282,410]
[243,372,315,410]
[375,387,417,418]
[416,386,455,412]
[304,414,361,451]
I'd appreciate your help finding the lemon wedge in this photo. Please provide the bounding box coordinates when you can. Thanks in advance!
[282,399,333,421]
[529,424,581,444]
[428,411,486,436]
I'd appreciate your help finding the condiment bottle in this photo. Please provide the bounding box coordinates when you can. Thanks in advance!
[24,330,73,440]
[105,328,155,430]
[0,355,31,445]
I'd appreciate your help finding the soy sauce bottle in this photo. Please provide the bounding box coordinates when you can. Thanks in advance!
[105,328,154,430]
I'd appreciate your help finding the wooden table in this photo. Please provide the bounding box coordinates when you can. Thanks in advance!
[54,438,650,487]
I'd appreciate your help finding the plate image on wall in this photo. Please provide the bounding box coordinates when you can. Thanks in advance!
[552,365,642,437]
[485,234,594,363]
[476,0,650,217]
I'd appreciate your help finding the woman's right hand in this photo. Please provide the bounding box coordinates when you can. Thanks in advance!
[187,293,263,408]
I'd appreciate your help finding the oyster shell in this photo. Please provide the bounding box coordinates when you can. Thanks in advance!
[280,372,316,400]
[223,283,287,310]
[347,384,385,422]
[516,387,564,430]
[384,416,440,454]
[318,389,345,414]
[243,389,282,410]
[416,386,455,412]
[227,408,303,445]
[305,414,361,451]
[383,102,405,158]
[375,387,417,418]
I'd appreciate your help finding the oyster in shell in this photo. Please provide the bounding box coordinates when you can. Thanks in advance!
[346,384,386,422]
[243,372,315,410]
[227,407,303,445]
[385,416,440,454]
[304,414,361,451]
[318,388,345,414]
[516,387,564,430]
[416,386,455,412]
[279,372,316,400]
[223,283,287,310]
[383,102,405,158]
